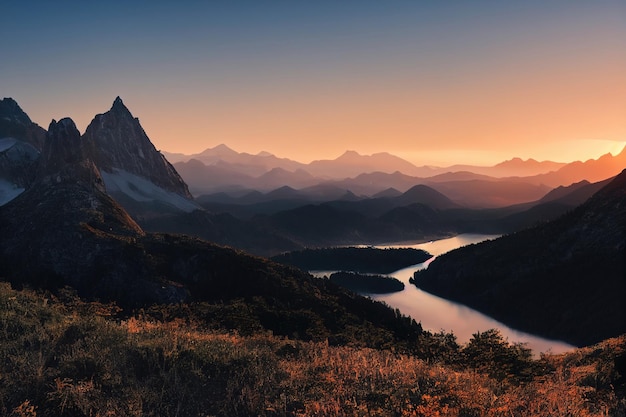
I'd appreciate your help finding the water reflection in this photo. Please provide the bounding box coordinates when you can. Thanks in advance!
[319,234,575,355]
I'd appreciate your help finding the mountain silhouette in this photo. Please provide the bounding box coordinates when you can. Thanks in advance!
[522,146,626,187]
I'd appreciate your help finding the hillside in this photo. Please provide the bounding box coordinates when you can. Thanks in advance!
[0,282,624,416]
[412,169,626,346]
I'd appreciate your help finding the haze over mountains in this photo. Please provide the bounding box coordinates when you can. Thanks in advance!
[169,142,626,212]
[2,96,625,255]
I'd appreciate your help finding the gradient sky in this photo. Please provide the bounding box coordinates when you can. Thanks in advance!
[2,1,625,166]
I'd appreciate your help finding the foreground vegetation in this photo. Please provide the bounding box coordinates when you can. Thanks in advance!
[1,282,625,417]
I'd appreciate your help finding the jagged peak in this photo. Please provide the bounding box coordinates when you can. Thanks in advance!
[40,117,104,191]
[109,96,132,116]
[0,97,33,125]
[83,98,193,199]
[44,117,82,161]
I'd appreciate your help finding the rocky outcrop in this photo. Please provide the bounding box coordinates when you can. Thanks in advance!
[83,97,192,199]
[0,138,39,191]
[0,118,175,305]
[0,98,45,204]
[0,97,46,150]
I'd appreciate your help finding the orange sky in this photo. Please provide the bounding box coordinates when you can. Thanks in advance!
[3,1,625,166]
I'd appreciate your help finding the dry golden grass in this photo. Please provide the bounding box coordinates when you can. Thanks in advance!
[1,282,624,417]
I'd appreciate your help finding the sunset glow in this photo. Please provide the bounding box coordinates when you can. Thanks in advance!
[2,1,624,166]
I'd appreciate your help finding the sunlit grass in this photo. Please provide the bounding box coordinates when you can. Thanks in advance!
[1,282,624,416]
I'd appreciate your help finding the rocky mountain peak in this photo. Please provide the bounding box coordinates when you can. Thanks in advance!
[39,118,105,192]
[0,98,46,150]
[42,118,82,166]
[83,98,192,199]
[0,97,32,126]
[110,96,133,117]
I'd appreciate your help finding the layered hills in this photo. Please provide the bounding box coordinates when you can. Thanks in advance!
[412,169,626,346]
[169,142,626,204]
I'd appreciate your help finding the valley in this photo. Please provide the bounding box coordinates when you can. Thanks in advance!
[0,96,624,415]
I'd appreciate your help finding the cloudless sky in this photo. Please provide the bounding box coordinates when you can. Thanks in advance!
[2,1,625,166]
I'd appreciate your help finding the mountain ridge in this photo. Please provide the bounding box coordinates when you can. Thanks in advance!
[167,143,618,183]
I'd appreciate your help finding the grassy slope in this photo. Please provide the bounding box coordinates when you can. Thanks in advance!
[1,282,624,417]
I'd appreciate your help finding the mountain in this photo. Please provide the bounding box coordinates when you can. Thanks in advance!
[395,184,460,209]
[0,98,46,205]
[83,97,196,214]
[254,204,382,246]
[0,117,427,352]
[255,167,319,189]
[427,179,551,208]
[322,183,458,219]
[252,183,460,247]
[174,159,257,195]
[0,97,47,150]
[412,169,626,346]
[0,97,200,214]
[0,138,39,205]
[443,158,567,178]
[166,144,306,176]
[306,150,421,178]
[0,118,163,304]
[174,159,319,195]
[538,178,613,206]
[491,157,566,177]
[521,146,626,187]
[372,187,403,198]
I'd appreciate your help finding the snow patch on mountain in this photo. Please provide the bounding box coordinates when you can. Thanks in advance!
[0,138,17,152]
[0,179,24,205]
[101,168,199,213]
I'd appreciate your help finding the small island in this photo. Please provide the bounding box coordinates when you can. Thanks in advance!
[329,271,405,294]
[271,247,432,274]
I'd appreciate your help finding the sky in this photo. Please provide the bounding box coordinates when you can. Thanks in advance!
[2,1,625,166]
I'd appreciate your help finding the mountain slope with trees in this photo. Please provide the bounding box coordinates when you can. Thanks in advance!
[412,169,626,346]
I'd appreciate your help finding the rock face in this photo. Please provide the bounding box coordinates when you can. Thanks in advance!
[0,118,178,305]
[83,97,192,199]
[0,138,39,194]
[0,97,47,150]
[413,169,626,346]
[0,98,45,204]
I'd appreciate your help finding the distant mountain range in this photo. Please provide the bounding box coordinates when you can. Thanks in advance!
[168,143,626,209]
[164,145,573,180]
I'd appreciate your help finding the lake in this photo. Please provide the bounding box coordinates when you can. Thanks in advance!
[315,234,575,355]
